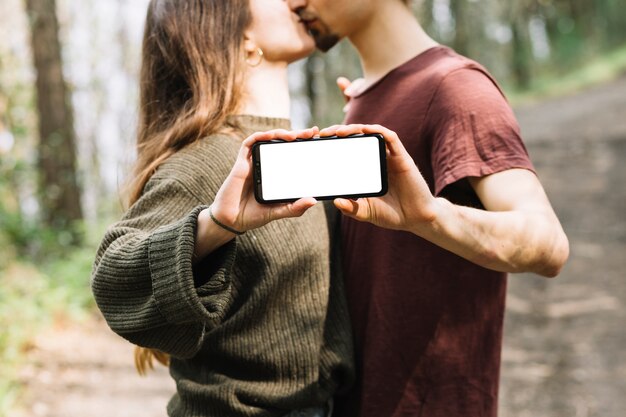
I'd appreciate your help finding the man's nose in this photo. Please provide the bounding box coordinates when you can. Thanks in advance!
[285,0,307,13]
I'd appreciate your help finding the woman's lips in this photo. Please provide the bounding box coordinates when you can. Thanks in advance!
[302,18,319,33]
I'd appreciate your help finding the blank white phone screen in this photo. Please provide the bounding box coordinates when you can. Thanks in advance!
[259,136,383,201]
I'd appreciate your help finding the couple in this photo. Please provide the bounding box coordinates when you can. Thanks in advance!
[91,0,569,416]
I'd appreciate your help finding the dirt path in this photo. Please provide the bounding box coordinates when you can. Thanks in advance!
[514,76,626,145]
[500,76,626,417]
[13,316,175,417]
[13,76,626,417]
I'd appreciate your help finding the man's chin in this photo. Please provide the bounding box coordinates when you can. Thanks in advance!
[312,32,341,52]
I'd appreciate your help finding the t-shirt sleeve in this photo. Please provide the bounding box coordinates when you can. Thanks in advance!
[426,68,535,196]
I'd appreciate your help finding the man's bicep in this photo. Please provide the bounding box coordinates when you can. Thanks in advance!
[468,168,553,213]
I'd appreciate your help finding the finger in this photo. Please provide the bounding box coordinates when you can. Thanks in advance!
[241,130,274,148]
[342,124,407,157]
[239,131,277,164]
[269,128,322,142]
[242,130,284,148]
[237,129,294,169]
[320,125,364,138]
[318,124,343,137]
[333,198,370,221]
[337,77,351,101]
[320,124,373,139]
[271,197,318,219]
[238,128,320,172]
[333,124,368,137]
[291,197,318,214]
[344,77,365,97]
[359,124,408,157]
[242,129,304,148]
[293,126,319,139]
[266,129,297,141]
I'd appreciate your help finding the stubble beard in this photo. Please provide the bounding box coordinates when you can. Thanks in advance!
[298,10,341,52]
[310,29,340,52]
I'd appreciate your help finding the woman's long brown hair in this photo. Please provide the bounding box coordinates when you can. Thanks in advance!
[129,0,252,375]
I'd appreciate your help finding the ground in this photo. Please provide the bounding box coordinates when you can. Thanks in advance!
[13,76,626,417]
[13,318,175,417]
[501,76,626,417]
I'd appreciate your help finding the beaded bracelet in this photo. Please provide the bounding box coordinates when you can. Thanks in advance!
[208,207,246,236]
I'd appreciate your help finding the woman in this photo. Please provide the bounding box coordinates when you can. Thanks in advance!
[90,0,354,415]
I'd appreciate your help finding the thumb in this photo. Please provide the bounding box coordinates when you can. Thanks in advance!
[334,198,371,221]
[271,198,317,220]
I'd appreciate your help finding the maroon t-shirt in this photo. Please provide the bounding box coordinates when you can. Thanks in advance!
[334,47,534,417]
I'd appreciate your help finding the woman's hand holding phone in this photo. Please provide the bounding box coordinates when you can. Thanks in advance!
[193,127,319,261]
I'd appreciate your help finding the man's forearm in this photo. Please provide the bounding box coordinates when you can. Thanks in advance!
[411,197,569,277]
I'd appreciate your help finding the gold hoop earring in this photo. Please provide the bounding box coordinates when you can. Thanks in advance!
[247,48,264,67]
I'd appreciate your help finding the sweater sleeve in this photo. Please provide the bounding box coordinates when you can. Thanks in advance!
[91,178,236,359]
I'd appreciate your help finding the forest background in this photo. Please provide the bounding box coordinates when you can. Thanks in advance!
[1,0,625,416]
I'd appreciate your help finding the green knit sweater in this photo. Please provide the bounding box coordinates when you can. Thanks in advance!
[91,115,354,416]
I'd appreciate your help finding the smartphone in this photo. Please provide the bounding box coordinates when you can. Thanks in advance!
[252,133,387,204]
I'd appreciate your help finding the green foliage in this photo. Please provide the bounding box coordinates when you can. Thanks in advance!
[506,44,626,105]
[0,209,40,263]
[0,231,100,415]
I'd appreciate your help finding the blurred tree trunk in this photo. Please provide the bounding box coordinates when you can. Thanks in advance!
[450,0,470,56]
[508,1,534,89]
[24,0,83,238]
[304,54,318,127]
[568,0,594,37]
[511,20,532,88]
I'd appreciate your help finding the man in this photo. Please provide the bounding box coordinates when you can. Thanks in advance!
[287,0,569,416]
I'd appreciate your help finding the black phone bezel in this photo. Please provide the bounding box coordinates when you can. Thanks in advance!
[251,133,388,204]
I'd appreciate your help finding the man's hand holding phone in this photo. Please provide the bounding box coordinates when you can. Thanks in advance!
[318,124,439,233]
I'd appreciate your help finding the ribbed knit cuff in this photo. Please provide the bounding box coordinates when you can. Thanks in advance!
[149,206,236,327]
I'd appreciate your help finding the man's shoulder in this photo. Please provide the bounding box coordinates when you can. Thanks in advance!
[348,47,500,125]
[404,46,493,88]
